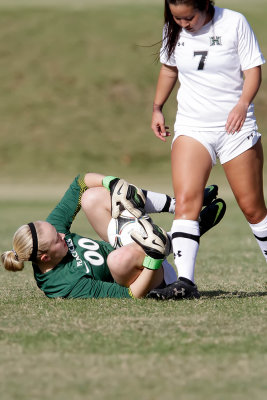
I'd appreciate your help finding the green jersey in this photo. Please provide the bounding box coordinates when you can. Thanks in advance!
[33,176,132,299]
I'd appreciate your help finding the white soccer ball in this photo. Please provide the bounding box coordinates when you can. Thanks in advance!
[107,209,151,249]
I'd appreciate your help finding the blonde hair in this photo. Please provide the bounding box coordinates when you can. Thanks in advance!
[1,221,47,272]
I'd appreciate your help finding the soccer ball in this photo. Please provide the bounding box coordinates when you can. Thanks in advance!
[107,209,151,249]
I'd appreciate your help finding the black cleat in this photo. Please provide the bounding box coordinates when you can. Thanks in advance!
[203,184,218,207]
[147,277,200,300]
[199,198,226,236]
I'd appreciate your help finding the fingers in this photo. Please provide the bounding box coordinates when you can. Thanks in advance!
[111,179,128,218]
[225,118,244,134]
[225,104,247,134]
[129,186,146,206]
[130,218,168,259]
[125,202,143,218]
[152,124,171,142]
[111,179,145,218]
[111,203,120,218]
[151,110,171,141]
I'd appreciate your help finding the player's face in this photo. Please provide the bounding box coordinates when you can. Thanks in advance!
[41,222,68,262]
[169,3,210,32]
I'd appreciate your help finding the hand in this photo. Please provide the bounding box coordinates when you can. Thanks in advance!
[131,218,170,262]
[225,102,248,134]
[151,109,171,142]
[109,178,146,218]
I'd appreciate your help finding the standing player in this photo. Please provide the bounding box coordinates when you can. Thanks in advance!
[1,172,225,299]
[149,0,266,299]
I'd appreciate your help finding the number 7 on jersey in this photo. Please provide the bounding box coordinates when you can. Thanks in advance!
[194,51,208,70]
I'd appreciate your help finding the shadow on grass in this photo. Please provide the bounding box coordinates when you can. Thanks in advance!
[200,290,267,299]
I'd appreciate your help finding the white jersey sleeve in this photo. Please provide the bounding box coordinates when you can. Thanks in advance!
[237,13,265,70]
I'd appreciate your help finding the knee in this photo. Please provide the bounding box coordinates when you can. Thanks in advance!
[174,191,203,220]
[81,187,105,212]
[107,246,136,277]
[243,209,267,224]
[237,195,267,224]
[107,249,120,270]
[108,245,135,267]
[108,243,143,268]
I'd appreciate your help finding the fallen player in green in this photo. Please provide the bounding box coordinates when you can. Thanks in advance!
[1,173,225,299]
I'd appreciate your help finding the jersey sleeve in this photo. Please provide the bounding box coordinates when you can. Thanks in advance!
[46,175,88,234]
[67,276,133,299]
[237,13,265,71]
[160,25,176,66]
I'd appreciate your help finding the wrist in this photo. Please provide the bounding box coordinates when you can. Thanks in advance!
[102,176,118,190]
[238,98,250,108]
[153,103,163,112]
[143,255,163,270]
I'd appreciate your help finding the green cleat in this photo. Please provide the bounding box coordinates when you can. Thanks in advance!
[203,184,218,207]
[199,198,226,236]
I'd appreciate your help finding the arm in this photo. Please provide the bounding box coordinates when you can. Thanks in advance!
[67,277,133,299]
[225,66,262,134]
[130,267,163,298]
[107,242,164,299]
[46,172,110,233]
[46,173,110,235]
[151,64,178,142]
[46,175,89,233]
[67,269,162,300]
[84,172,105,188]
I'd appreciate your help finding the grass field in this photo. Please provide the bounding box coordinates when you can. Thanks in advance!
[0,1,267,400]
[0,197,266,400]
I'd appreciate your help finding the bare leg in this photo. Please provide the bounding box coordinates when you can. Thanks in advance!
[81,187,111,242]
[223,140,267,262]
[107,242,164,295]
[171,136,212,282]
[223,140,267,224]
[172,136,213,219]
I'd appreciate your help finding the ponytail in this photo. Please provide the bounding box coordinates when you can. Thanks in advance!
[1,250,24,272]
[1,222,44,273]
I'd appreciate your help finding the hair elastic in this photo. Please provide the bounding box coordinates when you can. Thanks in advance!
[12,249,19,261]
[28,222,38,262]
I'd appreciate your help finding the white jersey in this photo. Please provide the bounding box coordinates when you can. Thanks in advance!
[160,6,265,129]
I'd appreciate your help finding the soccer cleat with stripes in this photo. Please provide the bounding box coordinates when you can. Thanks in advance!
[199,198,226,236]
[203,184,218,207]
[147,277,200,300]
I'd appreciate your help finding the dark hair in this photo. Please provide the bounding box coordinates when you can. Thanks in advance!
[163,0,215,60]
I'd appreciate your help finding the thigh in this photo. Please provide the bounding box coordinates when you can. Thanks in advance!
[81,187,111,241]
[223,140,267,223]
[107,242,164,289]
[171,136,213,219]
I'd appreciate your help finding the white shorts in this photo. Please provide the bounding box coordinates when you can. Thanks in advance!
[172,125,261,165]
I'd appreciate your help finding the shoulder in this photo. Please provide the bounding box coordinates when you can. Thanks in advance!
[214,6,248,25]
[214,6,253,37]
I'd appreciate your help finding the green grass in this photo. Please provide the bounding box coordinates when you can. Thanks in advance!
[0,1,267,400]
[0,2,172,183]
[0,196,267,400]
